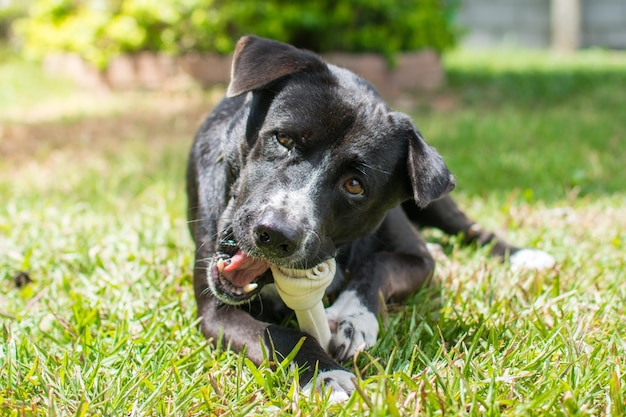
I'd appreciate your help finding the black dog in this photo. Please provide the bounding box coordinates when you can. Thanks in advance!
[186,36,554,400]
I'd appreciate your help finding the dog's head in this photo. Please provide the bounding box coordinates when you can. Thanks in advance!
[209,36,454,304]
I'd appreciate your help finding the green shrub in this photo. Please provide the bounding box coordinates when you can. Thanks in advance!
[15,0,459,69]
[0,2,29,40]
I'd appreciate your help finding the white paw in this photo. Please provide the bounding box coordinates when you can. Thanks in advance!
[510,249,556,271]
[302,369,355,403]
[325,290,379,362]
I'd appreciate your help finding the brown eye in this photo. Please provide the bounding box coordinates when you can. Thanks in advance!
[275,134,294,150]
[343,178,364,195]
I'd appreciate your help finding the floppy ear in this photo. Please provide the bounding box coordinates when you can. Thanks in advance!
[407,129,456,208]
[226,36,326,97]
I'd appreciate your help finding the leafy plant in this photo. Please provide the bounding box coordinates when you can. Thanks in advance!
[0,1,29,40]
[14,0,459,68]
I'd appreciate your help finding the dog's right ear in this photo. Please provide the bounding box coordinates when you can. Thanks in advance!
[226,36,326,97]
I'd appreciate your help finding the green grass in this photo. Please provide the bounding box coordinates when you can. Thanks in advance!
[0,48,77,119]
[420,49,626,201]
[1,49,625,415]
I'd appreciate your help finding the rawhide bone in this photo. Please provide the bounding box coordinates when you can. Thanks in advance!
[270,259,336,352]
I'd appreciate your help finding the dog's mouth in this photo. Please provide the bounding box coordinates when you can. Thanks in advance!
[208,240,273,304]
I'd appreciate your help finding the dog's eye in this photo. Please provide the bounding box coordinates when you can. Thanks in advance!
[275,134,295,150]
[343,178,365,196]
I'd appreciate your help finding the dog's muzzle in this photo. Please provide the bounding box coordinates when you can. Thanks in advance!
[207,239,272,305]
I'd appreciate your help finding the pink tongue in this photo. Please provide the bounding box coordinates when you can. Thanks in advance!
[222,249,270,287]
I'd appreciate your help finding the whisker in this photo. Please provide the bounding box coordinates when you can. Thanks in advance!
[186,218,220,225]
[361,162,391,176]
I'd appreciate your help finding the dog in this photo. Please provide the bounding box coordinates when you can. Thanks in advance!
[186,36,554,401]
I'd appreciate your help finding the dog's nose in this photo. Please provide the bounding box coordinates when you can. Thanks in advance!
[254,214,302,258]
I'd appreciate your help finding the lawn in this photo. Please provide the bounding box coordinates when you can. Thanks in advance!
[1,48,625,416]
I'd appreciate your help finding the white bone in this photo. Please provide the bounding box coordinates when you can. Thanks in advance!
[270,259,335,352]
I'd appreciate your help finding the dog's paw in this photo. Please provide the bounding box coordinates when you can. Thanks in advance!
[325,290,379,362]
[510,249,556,271]
[302,369,355,403]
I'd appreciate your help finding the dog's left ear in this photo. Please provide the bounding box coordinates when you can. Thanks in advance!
[226,36,326,97]
[407,128,456,208]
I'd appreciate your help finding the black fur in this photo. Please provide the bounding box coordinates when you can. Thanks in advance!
[186,36,523,396]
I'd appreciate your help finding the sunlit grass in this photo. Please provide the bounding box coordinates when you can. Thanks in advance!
[1,49,625,415]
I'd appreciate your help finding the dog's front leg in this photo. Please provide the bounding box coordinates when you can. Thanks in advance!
[326,251,434,362]
[327,208,435,362]
[193,265,354,400]
[195,293,268,363]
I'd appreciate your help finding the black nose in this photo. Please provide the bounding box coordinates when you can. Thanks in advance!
[254,213,302,258]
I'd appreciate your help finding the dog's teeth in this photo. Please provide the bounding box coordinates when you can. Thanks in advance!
[216,259,225,273]
[243,282,258,293]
